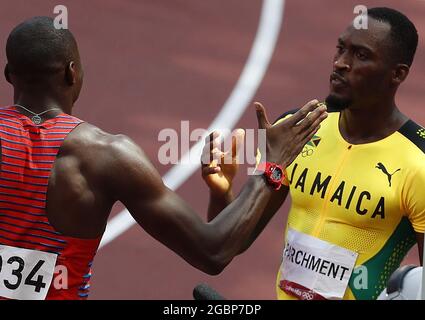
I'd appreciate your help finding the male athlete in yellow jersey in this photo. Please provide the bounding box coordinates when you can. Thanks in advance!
[202,7,425,300]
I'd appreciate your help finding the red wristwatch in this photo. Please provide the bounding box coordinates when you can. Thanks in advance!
[257,162,285,190]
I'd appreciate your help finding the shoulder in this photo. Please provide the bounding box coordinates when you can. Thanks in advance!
[394,119,425,182]
[63,122,140,155]
[61,122,152,174]
[61,122,162,195]
[397,119,425,155]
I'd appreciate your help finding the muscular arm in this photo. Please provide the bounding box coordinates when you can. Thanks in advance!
[207,191,234,222]
[239,186,289,253]
[103,135,278,275]
[94,100,325,274]
[207,185,289,254]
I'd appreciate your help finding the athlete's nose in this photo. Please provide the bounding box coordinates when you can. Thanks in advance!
[334,56,351,72]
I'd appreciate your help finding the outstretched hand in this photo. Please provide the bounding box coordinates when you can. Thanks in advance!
[201,129,245,197]
[255,99,327,167]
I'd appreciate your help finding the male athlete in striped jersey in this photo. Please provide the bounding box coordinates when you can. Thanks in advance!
[0,16,327,299]
[203,7,425,300]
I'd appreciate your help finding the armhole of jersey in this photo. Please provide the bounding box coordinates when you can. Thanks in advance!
[397,120,425,154]
[397,120,425,226]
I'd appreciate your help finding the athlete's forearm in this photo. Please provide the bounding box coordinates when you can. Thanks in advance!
[206,183,286,256]
[237,186,288,254]
[206,175,275,271]
[207,190,234,222]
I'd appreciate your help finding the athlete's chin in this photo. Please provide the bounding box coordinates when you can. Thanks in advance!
[325,93,351,111]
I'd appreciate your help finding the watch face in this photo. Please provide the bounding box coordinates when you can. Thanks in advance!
[271,167,282,180]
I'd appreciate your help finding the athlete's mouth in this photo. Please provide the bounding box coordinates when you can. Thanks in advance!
[330,72,347,86]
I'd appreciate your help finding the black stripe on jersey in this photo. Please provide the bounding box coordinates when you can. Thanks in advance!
[0,213,50,226]
[2,153,55,164]
[0,182,46,195]
[0,176,48,187]
[398,120,425,154]
[0,234,64,251]
[2,161,52,172]
[0,226,66,244]
[1,168,49,180]
[0,191,45,203]
[2,145,57,156]
[0,136,61,148]
[0,199,45,210]
[0,220,61,236]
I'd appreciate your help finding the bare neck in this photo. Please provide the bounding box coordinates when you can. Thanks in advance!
[13,90,73,115]
[339,100,408,144]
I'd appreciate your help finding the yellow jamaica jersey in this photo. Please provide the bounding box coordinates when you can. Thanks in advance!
[274,110,425,300]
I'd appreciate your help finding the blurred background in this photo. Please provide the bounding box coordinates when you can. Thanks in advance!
[0,0,423,299]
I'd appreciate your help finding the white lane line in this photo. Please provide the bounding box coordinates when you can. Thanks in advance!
[99,0,285,248]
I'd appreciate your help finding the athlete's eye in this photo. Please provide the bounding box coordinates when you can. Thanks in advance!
[336,45,345,55]
[356,51,368,60]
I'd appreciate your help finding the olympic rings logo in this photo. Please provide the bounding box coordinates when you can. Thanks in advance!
[302,291,315,300]
[301,146,314,157]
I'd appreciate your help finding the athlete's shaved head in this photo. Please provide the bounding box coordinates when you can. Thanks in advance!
[5,16,83,109]
[368,7,418,67]
[6,16,80,78]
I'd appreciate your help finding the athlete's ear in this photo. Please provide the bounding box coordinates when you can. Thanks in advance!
[65,61,77,86]
[392,64,410,86]
[4,64,11,84]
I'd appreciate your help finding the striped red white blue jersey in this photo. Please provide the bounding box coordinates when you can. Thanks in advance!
[0,106,101,300]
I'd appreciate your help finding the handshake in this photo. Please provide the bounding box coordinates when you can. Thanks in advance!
[201,99,328,195]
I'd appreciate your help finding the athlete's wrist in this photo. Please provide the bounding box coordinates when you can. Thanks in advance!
[256,162,286,191]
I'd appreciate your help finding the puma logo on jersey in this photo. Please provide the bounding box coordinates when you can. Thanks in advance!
[375,163,401,187]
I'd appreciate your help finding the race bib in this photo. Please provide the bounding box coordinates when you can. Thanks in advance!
[0,245,57,300]
[279,228,358,300]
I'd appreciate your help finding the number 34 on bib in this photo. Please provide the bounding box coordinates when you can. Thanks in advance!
[0,245,57,300]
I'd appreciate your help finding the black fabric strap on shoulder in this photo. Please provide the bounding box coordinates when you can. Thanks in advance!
[398,119,425,154]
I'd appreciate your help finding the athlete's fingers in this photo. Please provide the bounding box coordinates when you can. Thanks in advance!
[301,111,328,139]
[222,129,245,165]
[296,104,327,133]
[231,128,245,158]
[254,102,271,129]
[286,99,320,127]
[201,140,212,166]
[211,148,225,162]
[202,131,216,163]
[202,165,221,177]
[302,124,321,146]
[204,130,220,145]
[201,147,224,166]
[205,131,221,154]
[201,131,222,165]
